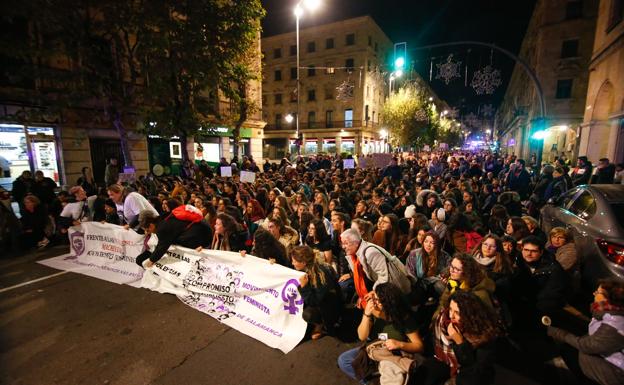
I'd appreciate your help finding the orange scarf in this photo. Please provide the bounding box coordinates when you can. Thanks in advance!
[351,254,369,309]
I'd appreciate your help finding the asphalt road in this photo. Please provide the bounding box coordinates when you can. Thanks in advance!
[0,247,557,385]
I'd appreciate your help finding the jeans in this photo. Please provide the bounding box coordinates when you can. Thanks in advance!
[337,347,367,384]
[339,277,355,303]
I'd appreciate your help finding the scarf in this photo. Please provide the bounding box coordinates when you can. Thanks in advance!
[591,300,624,320]
[351,254,369,309]
[448,279,469,294]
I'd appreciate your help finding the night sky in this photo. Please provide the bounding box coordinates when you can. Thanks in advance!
[261,0,538,122]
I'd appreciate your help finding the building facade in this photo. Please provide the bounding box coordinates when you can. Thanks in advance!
[0,17,264,189]
[579,0,624,163]
[495,0,598,163]
[261,16,393,159]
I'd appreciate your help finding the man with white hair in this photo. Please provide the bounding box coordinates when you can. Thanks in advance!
[340,228,413,309]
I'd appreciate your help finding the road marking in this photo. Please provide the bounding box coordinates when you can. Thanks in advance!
[0,271,70,294]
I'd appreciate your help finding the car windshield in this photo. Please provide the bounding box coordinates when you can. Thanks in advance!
[612,203,624,229]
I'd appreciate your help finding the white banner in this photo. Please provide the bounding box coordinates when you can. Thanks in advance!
[142,247,307,353]
[39,222,307,353]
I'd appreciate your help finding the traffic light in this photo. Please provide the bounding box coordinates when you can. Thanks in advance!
[394,42,407,72]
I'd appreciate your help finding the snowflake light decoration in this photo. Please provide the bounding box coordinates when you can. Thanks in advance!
[435,55,462,85]
[336,81,354,101]
[464,112,480,128]
[471,65,502,95]
[481,104,495,117]
[415,109,428,122]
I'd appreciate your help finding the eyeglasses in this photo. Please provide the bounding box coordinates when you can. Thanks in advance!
[483,243,497,249]
[450,265,463,273]
[522,248,540,254]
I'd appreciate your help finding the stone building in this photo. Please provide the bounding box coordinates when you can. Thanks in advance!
[261,16,393,159]
[495,0,598,164]
[578,0,624,163]
[0,16,264,189]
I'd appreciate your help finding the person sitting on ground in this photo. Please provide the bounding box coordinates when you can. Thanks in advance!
[340,228,413,309]
[102,199,121,225]
[406,231,451,299]
[414,291,503,385]
[135,205,212,268]
[267,216,299,254]
[305,218,334,265]
[505,216,531,243]
[351,218,374,242]
[19,195,50,250]
[522,215,547,245]
[372,213,404,257]
[337,283,424,385]
[471,234,514,296]
[511,235,567,328]
[545,227,579,274]
[210,212,247,252]
[447,213,482,254]
[546,279,624,385]
[58,186,95,232]
[249,228,290,267]
[291,245,342,340]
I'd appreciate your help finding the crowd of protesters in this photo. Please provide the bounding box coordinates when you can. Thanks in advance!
[0,151,623,385]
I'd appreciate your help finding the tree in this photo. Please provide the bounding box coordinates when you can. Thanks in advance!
[0,0,265,164]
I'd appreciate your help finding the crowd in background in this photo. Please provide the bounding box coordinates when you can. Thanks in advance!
[0,150,623,385]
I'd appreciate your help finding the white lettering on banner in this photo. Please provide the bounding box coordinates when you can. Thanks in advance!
[37,222,307,354]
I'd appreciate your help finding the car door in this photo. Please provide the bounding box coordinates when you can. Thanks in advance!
[542,188,582,233]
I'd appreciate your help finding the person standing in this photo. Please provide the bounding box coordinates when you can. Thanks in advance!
[32,170,57,209]
[104,157,120,187]
[12,170,33,213]
[506,159,531,201]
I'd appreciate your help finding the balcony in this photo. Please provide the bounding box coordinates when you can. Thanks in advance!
[263,120,381,131]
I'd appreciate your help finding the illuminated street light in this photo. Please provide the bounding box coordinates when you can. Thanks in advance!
[485,129,492,134]
[428,97,433,101]
[285,114,294,123]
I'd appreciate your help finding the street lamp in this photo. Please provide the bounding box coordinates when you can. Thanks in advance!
[293,0,322,155]
[388,70,402,94]
[285,114,294,123]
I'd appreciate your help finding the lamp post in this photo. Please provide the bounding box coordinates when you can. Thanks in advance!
[293,0,321,156]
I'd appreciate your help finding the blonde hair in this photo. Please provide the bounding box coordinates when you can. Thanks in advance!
[291,245,326,287]
[549,227,571,243]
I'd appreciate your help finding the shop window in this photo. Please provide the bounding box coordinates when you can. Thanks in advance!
[561,39,579,58]
[305,140,318,154]
[323,139,336,153]
[341,140,355,154]
[556,79,573,99]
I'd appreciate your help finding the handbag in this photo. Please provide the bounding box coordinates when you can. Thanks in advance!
[351,343,378,382]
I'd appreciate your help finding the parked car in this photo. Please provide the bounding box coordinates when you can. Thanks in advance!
[541,184,624,288]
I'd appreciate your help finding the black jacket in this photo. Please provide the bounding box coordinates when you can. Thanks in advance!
[148,216,213,263]
[592,164,616,184]
[512,252,567,316]
[453,339,498,385]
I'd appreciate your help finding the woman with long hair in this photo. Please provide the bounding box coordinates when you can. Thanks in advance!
[274,195,293,217]
[305,218,333,264]
[406,231,451,297]
[291,245,342,340]
[487,204,509,237]
[337,283,424,384]
[267,216,299,254]
[290,192,309,215]
[251,229,289,267]
[420,291,502,385]
[505,216,531,242]
[211,213,246,252]
[372,213,403,257]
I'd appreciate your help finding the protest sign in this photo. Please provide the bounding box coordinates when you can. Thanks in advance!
[240,170,256,183]
[39,222,307,353]
[38,222,145,286]
[343,159,355,169]
[220,166,232,177]
[142,247,306,353]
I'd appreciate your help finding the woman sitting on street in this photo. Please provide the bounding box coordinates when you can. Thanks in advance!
[250,228,290,267]
[545,227,578,274]
[291,245,342,340]
[337,283,424,385]
[210,212,247,252]
[305,218,333,265]
[406,231,451,299]
[372,213,403,257]
[546,279,624,385]
[414,291,502,385]
[471,234,514,293]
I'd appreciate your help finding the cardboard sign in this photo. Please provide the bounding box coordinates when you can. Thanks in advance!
[220,166,232,177]
[343,159,355,169]
[240,171,256,183]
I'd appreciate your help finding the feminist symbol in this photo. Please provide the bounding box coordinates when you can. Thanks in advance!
[281,279,304,315]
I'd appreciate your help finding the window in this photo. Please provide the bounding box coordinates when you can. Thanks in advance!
[565,1,582,19]
[326,110,334,128]
[275,114,282,129]
[345,58,354,72]
[368,36,372,46]
[274,48,282,59]
[326,38,334,49]
[290,45,297,56]
[290,67,297,80]
[365,105,369,121]
[556,79,573,99]
[325,88,333,100]
[344,108,353,128]
[308,89,316,101]
[308,65,316,77]
[607,0,623,31]
[290,89,298,102]
[568,190,596,220]
[308,111,316,128]
[561,39,579,58]
[274,69,282,81]
[560,188,579,208]
[274,93,282,105]
[307,41,316,53]
[325,62,335,74]
[346,33,355,46]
